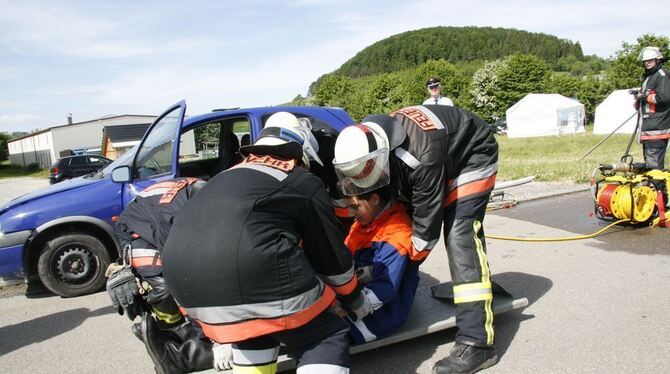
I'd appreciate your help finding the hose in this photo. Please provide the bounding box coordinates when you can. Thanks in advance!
[485,219,630,242]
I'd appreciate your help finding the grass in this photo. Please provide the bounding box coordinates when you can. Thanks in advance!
[495,129,654,183]
[0,160,49,179]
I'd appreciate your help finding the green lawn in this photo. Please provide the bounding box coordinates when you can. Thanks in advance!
[496,130,652,183]
[0,160,49,179]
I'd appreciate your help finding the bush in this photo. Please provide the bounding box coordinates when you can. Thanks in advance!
[26,163,40,172]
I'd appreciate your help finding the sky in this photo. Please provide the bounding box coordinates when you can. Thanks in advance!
[0,0,668,133]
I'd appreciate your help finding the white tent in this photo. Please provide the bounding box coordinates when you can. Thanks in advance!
[505,94,585,138]
[593,89,637,135]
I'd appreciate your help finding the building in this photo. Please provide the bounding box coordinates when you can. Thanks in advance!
[101,123,152,159]
[8,114,156,168]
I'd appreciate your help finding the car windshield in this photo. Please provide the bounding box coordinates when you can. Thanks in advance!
[100,144,139,177]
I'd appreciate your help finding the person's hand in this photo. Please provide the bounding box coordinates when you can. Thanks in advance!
[330,301,350,317]
[105,264,140,317]
[636,92,647,101]
[213,343,234,371]
[344,292,374,321]
[355,265,374,284]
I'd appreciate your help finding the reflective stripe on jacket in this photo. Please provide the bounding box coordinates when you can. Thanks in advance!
[163,154,361,343]
[389,105,498,257]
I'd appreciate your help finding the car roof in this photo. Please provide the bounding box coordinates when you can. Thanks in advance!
[181,106,352,131]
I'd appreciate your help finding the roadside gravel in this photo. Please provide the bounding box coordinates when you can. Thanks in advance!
[0,176,50,205]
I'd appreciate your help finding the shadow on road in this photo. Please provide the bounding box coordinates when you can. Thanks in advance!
[350,271,552,373]
[493,271,552,358]
[0,306,113,356]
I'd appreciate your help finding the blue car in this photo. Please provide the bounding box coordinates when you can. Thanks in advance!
[0,101,353,297]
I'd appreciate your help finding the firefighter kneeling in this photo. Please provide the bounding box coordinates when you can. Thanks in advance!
[162,112,371,374]
[105,178,232,373]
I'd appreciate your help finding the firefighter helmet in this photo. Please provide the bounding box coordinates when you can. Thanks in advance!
[638,46,663,62]
[240,112,322,167]
[333,122,391,196]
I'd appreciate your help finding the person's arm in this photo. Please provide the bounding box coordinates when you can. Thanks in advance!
[361,242,409,311]
[409,160,445,260]
[648,71,670,106]
[300,179,371,319]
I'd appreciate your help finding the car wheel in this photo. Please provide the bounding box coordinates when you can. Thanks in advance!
[37,233,110,297]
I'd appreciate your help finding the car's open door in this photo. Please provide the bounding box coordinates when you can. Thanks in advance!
[119,101,187,206]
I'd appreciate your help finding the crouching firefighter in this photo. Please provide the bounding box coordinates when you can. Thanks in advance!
[105,177,234,373]
[162,112,373,374]
[333,105,500,374]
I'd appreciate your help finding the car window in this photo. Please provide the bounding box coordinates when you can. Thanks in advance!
[180,121,222,162]
[134,107,181,179]
[88,156,107,165]
[68,157,86,166]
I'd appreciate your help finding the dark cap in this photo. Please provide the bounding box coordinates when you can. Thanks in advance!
[426,77,441,88]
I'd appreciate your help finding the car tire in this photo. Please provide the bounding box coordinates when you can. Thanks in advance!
[37,232,111,297]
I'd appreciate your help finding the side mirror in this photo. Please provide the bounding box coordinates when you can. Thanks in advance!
[111,166,131,183]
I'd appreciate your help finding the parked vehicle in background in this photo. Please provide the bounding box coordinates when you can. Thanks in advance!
[492,117,508,135]
[0,101,353,297]
[49,155,112,184]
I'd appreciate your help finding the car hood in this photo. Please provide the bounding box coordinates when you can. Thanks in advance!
[0,176,103,213]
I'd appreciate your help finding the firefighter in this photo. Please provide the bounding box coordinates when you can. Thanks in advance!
[105,178,228,373]
[333,105,499,374]
[635,46,670,170]
[162,112,371,374]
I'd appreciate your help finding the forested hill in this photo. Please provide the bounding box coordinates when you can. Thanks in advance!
[335,26,584,77]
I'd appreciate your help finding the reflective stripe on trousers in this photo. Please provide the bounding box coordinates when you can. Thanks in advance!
[444,190,495,347]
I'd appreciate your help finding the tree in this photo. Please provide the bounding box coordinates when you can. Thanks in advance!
[606,33,670,89]
[0,133,10,161]
[470,58,508,122]
[364,74,404,114]
[313,75,355,108]
[496,54,550,113]
[547,73,582,98]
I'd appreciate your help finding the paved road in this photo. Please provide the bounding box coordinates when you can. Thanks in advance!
[1,190,669,373]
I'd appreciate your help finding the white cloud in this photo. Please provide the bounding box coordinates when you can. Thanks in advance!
[0,0,668,132]
[0,114,47,132]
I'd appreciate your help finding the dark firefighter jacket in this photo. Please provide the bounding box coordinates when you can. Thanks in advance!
[385,105,498,260]
[640,64,670,141]
[162,154,361,343]
[115,177,204,277]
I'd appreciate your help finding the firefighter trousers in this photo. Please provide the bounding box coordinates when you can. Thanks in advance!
[443,190,495,348]
[643,139,668,170]
[231,310,350,374]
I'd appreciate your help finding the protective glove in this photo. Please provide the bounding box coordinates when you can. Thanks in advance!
[212,343,234,371]
[355,265,374,284]
[344,291,374,321]
[636,92,647,101]
[105,263,140,318]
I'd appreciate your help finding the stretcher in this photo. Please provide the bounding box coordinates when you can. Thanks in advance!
[277,281,528,371]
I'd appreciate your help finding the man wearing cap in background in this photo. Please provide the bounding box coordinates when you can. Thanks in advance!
[162,111,371,374]
[634,46,670,170]
[423,77,454,106]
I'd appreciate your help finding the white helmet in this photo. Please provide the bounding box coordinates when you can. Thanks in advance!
[239,112,322,167]
[332,122,391,196]
[638,46,663,62]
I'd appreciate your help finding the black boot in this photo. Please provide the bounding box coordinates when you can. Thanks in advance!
[131,322,144,341]
[163,322,214,372]
[432,343,499,374]
[141,314,185,374]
